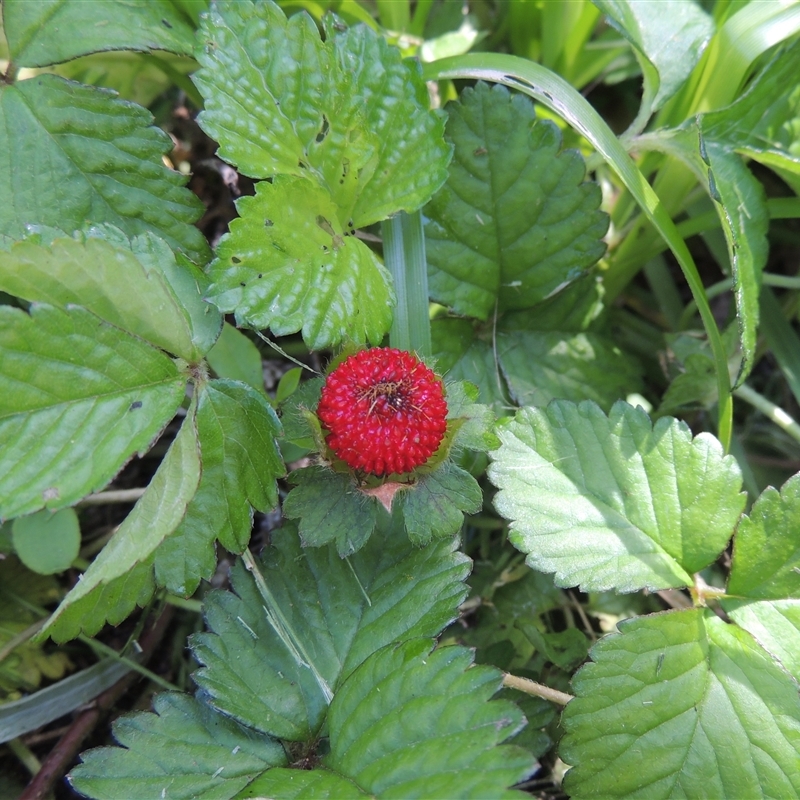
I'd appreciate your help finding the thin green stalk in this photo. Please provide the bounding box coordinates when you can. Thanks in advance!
[7,738,41,776]
[83,637,179,693]
[760,285,800,409]
[382,210,432,357]
[502,673,573,706]
[734,384,800,446]
[423,53,733,449]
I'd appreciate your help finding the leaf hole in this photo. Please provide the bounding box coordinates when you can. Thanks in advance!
[231,256,242,264]
[264,219,274,227]
[161,18,173,28]
[315,115,330,143]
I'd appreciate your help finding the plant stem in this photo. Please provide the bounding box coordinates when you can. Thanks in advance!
[7,738,41,777]
[734,384,800,446]
[78,488,146,505]
[502,673,573,706]
[382,210,432,357]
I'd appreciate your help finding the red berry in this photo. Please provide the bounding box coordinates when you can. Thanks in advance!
[317,348,448,476]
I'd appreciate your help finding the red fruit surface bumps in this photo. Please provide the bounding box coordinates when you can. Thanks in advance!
[317,348,448,476]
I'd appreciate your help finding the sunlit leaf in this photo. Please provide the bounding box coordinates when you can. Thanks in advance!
[207,177,394,349]
[489,401,745,592]
[425,82,607,320]
[4,0,197,67]
[561,609,800,798]
[0,304,185,520]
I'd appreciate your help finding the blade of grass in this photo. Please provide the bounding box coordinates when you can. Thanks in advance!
[382,210,432,357]
[760,285,800,408]
[423,53,733,449]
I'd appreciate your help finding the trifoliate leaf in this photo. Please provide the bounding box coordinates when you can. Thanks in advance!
[0,304,186,520]
[206,177,394,350]
[595,0,713,119]
[194,0,449,226]
[191,524,470,741]
[425,82,607,320]
[0,229,221,362]
[489,401,745,592]
[399,461,482,545]
[561,609,800,799]
[323,640,534,797]
[205,323,265,393]
[283,466,379,556]
[11,508,80,575]
[0,74,208,262]
[4,0,197,67]
[42,410,201,642]
[154,379,284,595]
[69,693,286,800]
[727,473,800,600]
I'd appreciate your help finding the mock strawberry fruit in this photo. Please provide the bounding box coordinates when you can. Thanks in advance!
[317,348,448,476]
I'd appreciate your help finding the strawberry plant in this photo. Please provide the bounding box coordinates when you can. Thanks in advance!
[1,0,799,798]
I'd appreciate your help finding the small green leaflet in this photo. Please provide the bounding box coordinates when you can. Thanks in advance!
[191,525,470,741]
[425,82,608,320]
[11,508,81,575]
[207,177,394,349]
[0,303,186,520]
[561,609,800,798]
[489,401,745,593]
[194,0,449,226]
[69,693,286,800]
[205,323,265,393]
[0,228,221,362]
[0,74,208,263]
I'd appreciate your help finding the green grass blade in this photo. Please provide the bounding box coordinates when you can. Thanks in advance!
[382,210,432,357]
[423,53,733,448]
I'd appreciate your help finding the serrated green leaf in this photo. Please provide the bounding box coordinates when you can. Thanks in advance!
[206,323,265,393]
[702,38,800,177]
[561,609,800,799]
[69,693,286,800]
[155,379,284,595]
[322,640,535,798]
[722,599,800,681]
[283,466,378,556]
[497,329,641,412]
[191,524,470,741]
[206,177,394,349]
[424,82,607,320]
[194,0,449,226]
[4,0,197,67]
[727,473,800,600]
[11,508,80,575]
[0,230,221,362]
[594,0,713,122]
[0,304,186,520]
[42,410,201,642]
[0,74,208,262]
[399,461,481,545]
[489,401,745,592]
